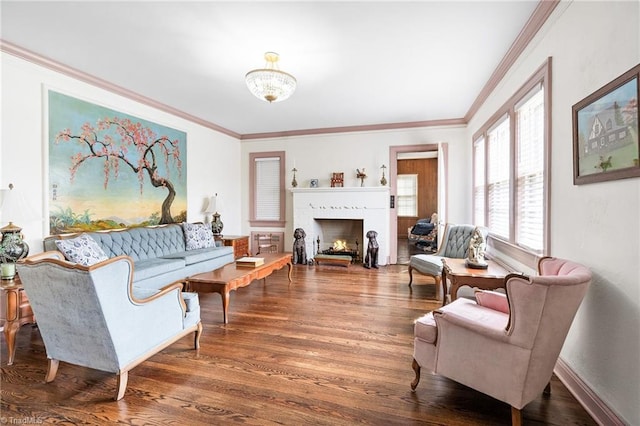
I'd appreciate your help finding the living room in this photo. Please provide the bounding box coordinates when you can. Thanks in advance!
[1,1,639,425]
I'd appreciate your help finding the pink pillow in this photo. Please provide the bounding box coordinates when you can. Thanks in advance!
[475,290,510,314]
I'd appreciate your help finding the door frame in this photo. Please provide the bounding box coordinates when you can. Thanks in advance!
[388,143,448,264]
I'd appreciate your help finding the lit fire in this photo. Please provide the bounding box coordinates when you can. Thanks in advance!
[333,240,349,251]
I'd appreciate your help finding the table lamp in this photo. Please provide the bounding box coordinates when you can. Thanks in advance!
[204,194,223,236]
[0,184,30,279]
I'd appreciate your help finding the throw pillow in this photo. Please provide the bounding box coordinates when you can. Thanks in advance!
[475,290,510,314]
[182,222,215,250]
[55,234,109,266]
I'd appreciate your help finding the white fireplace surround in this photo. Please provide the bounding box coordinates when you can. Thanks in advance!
[291,187,390,265]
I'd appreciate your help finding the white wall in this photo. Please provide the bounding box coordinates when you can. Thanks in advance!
[467,2,640,424]
[239,125,469,253]
[0,52,241,252]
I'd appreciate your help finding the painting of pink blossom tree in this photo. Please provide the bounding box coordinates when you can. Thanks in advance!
[48,91,187,234]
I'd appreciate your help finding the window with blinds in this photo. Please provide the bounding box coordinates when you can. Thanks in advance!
[516,87,544,252]
[473,137,485,226]
[250,151,285,227]
[471,60,550,256]
[255,157,281,220]
[487,118,510,239]
[397,174,418,217]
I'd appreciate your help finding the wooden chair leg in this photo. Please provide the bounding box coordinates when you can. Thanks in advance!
[194,322,203,350]
[511,406,522,426]
[543,381,551,396]
[408,266,414,287]
[411,358,421,390]
[45,359,59,383]
[115,371,128,401]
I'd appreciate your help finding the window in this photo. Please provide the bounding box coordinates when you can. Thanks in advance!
[472,60,550,255]
[249,151,285,227]
[397,174,418,217]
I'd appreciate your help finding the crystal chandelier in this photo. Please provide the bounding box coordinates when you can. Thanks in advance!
[245,52,297,103]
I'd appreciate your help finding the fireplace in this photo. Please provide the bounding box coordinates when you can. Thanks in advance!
[315,218,363,262]
[291,187,390,265]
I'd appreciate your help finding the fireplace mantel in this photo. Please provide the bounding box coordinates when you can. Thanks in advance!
[291,186,390,265]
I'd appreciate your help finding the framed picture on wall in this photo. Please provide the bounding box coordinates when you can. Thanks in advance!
[572,64,640,185]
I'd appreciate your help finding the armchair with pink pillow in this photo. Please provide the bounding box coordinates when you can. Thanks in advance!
[411,256,591,425]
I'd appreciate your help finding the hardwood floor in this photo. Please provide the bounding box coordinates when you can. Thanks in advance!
[1,264,595,425]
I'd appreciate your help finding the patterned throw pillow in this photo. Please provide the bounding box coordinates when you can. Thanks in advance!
[182,223,215,250]
[55,234,109,266]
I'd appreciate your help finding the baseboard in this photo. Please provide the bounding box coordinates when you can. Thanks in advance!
[554,357,625,426]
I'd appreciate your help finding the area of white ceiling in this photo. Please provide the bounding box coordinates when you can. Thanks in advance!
[0,1,539,136]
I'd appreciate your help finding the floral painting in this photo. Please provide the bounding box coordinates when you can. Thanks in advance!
[48,91,187,234]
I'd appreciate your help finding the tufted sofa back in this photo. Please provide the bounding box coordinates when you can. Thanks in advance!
[441,224,476,258]
[85,224,186,261]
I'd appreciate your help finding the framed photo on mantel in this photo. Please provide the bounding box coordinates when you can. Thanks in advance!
[572,64,640,185]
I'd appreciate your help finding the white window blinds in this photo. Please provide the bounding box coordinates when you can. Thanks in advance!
[515,87,544,252]
[255,157,281,221]
[397,174,418,217]
[473,137,486,226]
[487,118,510,239]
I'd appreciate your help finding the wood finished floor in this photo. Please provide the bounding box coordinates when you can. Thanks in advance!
[1,264,596,425]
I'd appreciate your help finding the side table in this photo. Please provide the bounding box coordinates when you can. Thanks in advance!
[441,258,511,306]
[1,275,36,365]
[220,235,250,259]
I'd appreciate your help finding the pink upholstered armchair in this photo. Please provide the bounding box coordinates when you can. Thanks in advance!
[411,257,591,425]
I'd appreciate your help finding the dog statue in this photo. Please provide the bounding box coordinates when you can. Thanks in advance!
[363,230,379,269]
[292,228,307,265]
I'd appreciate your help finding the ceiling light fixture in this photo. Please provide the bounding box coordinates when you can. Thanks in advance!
[245,52,297,103]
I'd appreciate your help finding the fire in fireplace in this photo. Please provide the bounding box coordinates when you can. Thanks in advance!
[318,237,360,262]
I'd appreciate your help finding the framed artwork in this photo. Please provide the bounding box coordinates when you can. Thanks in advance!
[572,64,640,185]
[48,90,187,234]
[310,179,319,188]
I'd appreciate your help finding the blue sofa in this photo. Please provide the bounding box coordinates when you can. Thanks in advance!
[44,224,234,292]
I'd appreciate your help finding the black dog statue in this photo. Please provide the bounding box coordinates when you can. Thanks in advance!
[363,230,379,269]
[292,228,307,265]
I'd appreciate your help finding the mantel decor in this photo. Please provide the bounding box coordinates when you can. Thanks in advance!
[572,64,640,185]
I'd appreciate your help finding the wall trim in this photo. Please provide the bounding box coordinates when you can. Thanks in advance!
[554,358,625,426]
[240,118,466,140]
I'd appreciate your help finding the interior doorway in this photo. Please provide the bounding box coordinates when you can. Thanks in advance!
[388,143,448,264]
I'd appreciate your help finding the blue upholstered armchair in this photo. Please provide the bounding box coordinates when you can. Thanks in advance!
[17,251,202,400]
[408,224,484,301]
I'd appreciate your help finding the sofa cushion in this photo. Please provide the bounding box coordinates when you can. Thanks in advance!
[182,222,215,250]
[162,247,225,266]
[133,258,186,283]
[410,254,444,276]
[414,312,437,343]
[55,234,108,266]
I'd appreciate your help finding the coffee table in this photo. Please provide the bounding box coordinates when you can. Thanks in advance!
[186,252,292,323]
[441,258,511,305]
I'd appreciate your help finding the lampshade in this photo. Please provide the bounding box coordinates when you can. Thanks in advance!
[245,52,297,103]
[0,183,33,229]
[204,196,217,214]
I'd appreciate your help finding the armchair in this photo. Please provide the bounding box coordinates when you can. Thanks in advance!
[408,223,479,295]
[17,252,202,401]
[411,257,591,425]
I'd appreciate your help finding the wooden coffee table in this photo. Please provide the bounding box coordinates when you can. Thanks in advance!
[441,258,511,305]
[186,252,292,323]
